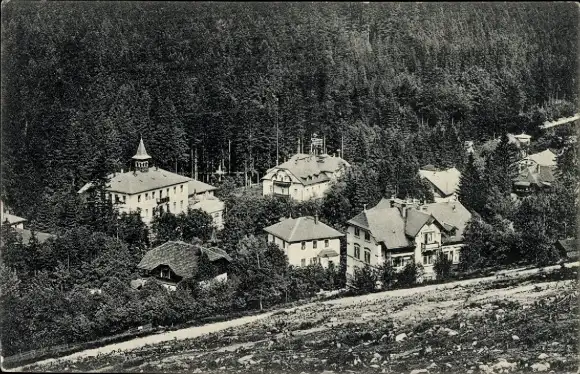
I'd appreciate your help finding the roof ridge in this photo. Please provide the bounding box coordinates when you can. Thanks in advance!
[288,217,301,241]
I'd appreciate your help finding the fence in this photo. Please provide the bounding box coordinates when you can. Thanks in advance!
[3,325,154,369]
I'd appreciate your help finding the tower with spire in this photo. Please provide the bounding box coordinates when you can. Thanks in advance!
[132,137,152,172]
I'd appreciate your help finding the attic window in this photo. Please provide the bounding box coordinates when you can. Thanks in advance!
[160,268,171,279]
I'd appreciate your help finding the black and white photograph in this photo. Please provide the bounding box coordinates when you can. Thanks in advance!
[1,1,578,373]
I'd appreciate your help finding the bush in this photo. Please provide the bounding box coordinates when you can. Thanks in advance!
[434,251,453,280]
[396,262,421,287]
[351,264,378,294]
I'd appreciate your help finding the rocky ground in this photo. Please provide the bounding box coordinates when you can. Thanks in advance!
[23,268,579,374]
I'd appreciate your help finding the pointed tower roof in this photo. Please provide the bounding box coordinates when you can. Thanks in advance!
[132,137,152,160]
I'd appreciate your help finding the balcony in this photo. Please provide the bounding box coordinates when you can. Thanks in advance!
[157,196,170,204]
[421,242,440,251]
[273,180,292,187]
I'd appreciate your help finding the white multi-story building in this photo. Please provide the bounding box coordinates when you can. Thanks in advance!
[78,138,191,225]
[345,198,471,282]
[261,153,350,201]
[264,215,344,268]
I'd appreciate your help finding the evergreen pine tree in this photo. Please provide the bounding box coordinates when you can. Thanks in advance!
[458,154,485,214]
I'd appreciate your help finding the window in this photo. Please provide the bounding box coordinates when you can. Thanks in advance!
[180,185,183,193]
[392,256,410,268]
[180,200,183,209]
[313,240,317,249]
[328,260,334,267]
[173,202,176,211]
[123,195,126,203]
[138,195,141,203]
[160,190,163,198]
[364,249,371,264]
[354,227,360,237]
[423,255,433,265]
[424,232,434,244]
[282,241,286,249]
[173,186,176,194]
[294,189,297,195]
[166,188,169,196]
[160,268,171,279]
[453,251,460,263]
[324,239,329,248]
[301,241,306,250]
[354,244,361,259]
[364,231,371,242]
[152,191,156,199]
[145,209,148,217]
[301,259,306,267]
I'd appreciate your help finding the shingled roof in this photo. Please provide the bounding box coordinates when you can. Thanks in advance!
[137,241,232,279]
[263,153,350,186]
[264,216,344,242]
[526,149,557,167]
[513,165,555,188]
[347,198,472,249]
[418,167,461,197]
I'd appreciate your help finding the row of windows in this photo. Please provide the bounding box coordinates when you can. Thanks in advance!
[300,257,329,266]
[353,227,371,242]
[141,201,185,218]
[270,236,331,249]
[353,244,371,263]
[137,185,184,203]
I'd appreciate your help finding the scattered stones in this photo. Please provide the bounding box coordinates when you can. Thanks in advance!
[491,358,517,372]
[409,369,429,374]
[531,362,550,372]
[371,352,383,363]
[537,353,549,360]
[472,341,478,346]
[512,335,520,341]
[427,362,437,369]
[424,346,433,354]
[395,333,407,342]
[329,317,338,322]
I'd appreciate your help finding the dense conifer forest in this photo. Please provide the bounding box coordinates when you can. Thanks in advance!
[2,2,578,222]
[1,2,579,360]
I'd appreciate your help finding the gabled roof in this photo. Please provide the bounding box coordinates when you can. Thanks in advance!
[1,213,27,226]
[137,241,232,279]
[418,167,461,196]
[132,137,152,160]
[263,153,350,186]
[188,180,217,195]
[420,201,472,243]
[556,238,578,260]
[78,168,192,195]
[513,165,555,188]
[526,149,557,167]
[191,198,224,214]
[347,199,472,249]
[14,228,55,244]
[264,216,344,242]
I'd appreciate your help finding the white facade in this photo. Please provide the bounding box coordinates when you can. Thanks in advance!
[268,233,341,268]
[345,222,462,281]
[109,182,189,225]
[262,169,333,201]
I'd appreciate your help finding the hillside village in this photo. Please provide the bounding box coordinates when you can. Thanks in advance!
[1,2,579,371]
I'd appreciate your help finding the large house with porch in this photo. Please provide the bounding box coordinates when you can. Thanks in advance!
[264,215,344,268]
[345,197,471,281]
[261,153,350,201]
[78,138,192,225]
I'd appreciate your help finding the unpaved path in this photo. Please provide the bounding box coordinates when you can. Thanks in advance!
[11,261,577,371]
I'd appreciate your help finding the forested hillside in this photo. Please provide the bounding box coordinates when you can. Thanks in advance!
[2,2,578,223]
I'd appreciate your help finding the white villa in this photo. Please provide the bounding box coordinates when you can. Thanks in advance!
[78,138,191,225]
[345,197,471,282]
[264,215,344,268]
[261,153,350,201]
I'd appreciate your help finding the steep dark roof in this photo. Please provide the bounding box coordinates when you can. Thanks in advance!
[513,165,555,188]
[556,238,578,260]
[137,241,232,279]
[264,216,344,242]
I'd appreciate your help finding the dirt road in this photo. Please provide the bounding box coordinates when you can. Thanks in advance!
[11,261,577,372]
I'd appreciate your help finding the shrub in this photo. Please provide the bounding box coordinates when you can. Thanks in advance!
[351,264,378,294]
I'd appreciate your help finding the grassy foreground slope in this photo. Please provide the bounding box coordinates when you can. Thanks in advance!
[27,270,578,374]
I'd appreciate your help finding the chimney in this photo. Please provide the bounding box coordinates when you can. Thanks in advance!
[401,203,408,218]
[363,204,367,212]
[314,214,319,224]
